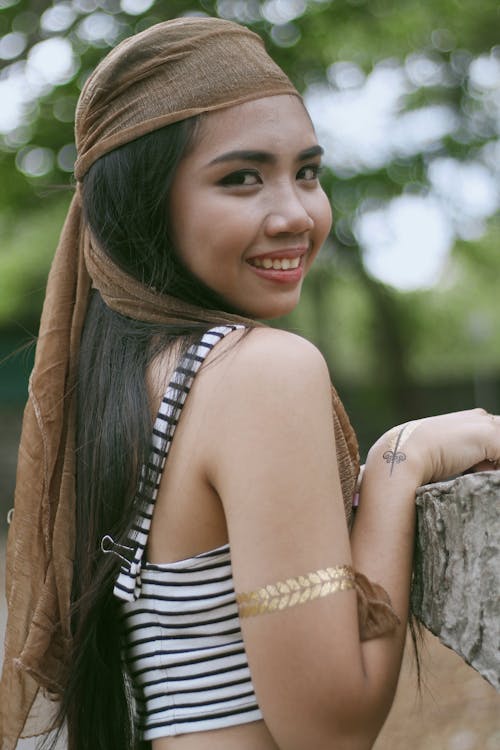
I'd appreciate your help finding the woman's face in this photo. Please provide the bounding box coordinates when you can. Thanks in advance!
[169,95,332,319]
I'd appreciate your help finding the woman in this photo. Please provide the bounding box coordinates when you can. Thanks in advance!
[1,16,499,750]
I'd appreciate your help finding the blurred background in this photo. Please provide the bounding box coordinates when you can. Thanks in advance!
[0,0,499,747]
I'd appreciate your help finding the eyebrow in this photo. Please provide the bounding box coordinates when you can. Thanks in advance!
[207,145,324,167]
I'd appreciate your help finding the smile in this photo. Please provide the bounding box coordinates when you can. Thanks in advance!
[248,257,301,270]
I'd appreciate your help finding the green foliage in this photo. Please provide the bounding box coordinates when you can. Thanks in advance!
[286,215,500,384]
[0,193,71,325]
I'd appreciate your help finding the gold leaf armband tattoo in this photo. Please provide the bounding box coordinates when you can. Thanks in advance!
[236,565,356,618]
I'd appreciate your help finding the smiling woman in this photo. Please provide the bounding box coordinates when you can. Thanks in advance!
[2,15,500,750]
[169,96,331,319]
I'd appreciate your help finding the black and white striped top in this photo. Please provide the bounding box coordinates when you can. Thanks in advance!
[111,326,263,740]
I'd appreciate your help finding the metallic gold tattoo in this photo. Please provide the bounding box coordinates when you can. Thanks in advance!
[383,421,420,475]
[236,565,355,618]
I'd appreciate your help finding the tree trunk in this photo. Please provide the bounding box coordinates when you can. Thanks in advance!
[411,471,500,691]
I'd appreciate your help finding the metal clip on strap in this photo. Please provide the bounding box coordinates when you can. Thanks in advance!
[101,534,135,564]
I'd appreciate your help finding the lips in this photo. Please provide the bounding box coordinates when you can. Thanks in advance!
[246,248,307,284]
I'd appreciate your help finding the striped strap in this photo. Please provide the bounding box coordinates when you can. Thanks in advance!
[113,325,242,602]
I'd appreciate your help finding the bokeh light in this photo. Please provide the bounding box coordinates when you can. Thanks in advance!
[15,146,55,177]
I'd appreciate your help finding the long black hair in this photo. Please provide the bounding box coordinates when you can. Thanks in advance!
[50,117,246,750]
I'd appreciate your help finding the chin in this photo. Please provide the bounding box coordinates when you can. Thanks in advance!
[219,288,303,321]
[244,299,302,320]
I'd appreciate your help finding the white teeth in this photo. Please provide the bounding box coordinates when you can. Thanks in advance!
[251,256,301,270]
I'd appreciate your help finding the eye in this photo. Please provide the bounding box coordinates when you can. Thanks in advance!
[298,164,323,181]
[219,170,262,187]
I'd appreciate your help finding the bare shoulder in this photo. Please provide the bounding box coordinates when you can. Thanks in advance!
[197,327,336,486]
[203,326,331,398]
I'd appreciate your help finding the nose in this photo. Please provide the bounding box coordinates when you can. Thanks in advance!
[264,186,314,236]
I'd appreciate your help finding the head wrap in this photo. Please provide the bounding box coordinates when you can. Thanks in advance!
[0,17,362,748]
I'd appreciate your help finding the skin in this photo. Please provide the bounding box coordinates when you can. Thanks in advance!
[145,96,500,750]
[168,95,332,320]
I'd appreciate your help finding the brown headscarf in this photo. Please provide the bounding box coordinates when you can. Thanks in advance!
[0,17,396,748]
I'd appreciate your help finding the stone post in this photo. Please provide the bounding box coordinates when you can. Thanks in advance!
[411,471,500,691]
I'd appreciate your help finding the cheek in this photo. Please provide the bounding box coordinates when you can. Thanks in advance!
[313,191,333,244]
